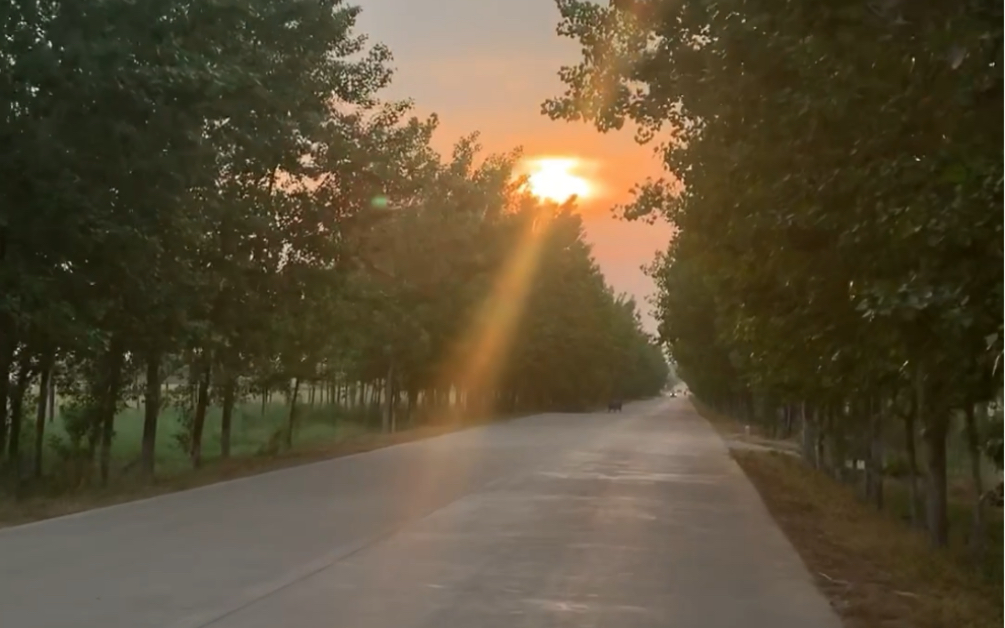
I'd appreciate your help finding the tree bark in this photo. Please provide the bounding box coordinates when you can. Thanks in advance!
[285,377,301,449]
[923,413,950,547]
[98,345,125,486]
[140,352,161,479]
[914,359,948,547]
[800,403,818,468]
[868,397,884,509]
[7,353,33,466]
[0,336,13,455]
[904,396,921,527]
[962,402,985,556]
[190,362,211,469]
[220,374,236,459]
[33,353,54,479]
[383,360,394,434]
[47,371,56,423]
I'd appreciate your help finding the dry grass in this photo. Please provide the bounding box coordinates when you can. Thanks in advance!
[0,420,491,529]
[695,401,1003,628]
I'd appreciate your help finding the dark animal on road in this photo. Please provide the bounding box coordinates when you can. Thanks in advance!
[607,399,623,412]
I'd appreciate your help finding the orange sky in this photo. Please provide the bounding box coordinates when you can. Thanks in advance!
[357,0,673,331]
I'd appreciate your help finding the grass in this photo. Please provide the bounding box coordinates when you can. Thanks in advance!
[695,402,1004,628]
[1,397,511,529]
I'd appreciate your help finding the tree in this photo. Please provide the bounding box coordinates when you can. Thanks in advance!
[544,0,1002,548]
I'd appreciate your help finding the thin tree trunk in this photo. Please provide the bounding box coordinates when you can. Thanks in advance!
[140,352,161,479]
[800,403,818,468]
[962,402,985,555]
[47,372,56,423]
[914,361,948,547]
[0,336,13,455]
[33,353,54,479]
[407,387,418,427]
[98,345,125,486]
[190,362,211,469]
[384,358,397,433]
[8,354,33,466]
[285,377,301,449]
[904,407,921,526]
[220,374,236,459]
[868,397,884,509]
[923,413,950,547]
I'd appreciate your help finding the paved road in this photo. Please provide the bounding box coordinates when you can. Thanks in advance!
[0,397,841,628]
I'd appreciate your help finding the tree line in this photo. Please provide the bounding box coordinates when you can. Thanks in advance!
[545,0,1002,555]
[0,0,669,494]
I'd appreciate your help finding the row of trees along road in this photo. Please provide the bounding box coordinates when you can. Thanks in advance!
[546,0,1003,556]
[0,0,669,495]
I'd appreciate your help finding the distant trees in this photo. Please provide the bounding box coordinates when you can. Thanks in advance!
[0,0,667,492]
[546,0,1002,551]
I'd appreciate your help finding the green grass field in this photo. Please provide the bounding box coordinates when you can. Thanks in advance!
[33,394,378,477]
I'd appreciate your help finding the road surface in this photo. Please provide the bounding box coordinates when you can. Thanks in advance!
[0,397,841,628]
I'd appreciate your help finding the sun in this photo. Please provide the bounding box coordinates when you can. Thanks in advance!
[525,157,592,203]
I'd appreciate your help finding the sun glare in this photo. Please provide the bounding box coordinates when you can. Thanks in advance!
[525,157,592,203]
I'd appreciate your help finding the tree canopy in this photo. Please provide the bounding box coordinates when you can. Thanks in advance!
[545,0,1002,550]
[0,0,668,492]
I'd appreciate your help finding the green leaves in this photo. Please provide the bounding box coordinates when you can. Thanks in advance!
[547,0,1001,405]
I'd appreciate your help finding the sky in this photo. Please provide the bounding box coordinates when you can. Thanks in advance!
[355,0,673,332]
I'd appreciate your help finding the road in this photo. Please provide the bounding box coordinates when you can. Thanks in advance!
[0,397,841,628]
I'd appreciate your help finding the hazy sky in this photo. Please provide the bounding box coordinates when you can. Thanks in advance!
[356,0,673,331]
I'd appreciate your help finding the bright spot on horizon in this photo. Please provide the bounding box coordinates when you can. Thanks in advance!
[524,157,592,203]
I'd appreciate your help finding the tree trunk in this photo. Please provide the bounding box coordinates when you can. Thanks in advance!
[407,386,418,427]
[923,412,950,547]
[868,397,884,509]
[7,354,33,466]
[189,362,211,469]
[140,352,161,479]
[962,402,985,555]
[914,359,948,547]
[98,346,125,486]
[47,371,56,423]
[904,403,921,527]
[220,375,237,459]
[800,403,818,468]
[383,360,394,434]
[0,339,13,455]
[285,377,301,449]
[33,353,54,479]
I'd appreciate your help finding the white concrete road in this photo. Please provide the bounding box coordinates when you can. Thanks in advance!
[0,397,841,628]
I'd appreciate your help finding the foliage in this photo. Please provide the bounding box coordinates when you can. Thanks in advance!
[0,0,668,491]
[545,0,1002,550]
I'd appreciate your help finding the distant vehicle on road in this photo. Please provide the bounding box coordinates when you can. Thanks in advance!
[607,399,623,412]
[670,391,677,398]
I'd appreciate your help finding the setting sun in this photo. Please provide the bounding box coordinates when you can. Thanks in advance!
[525,157,592,203]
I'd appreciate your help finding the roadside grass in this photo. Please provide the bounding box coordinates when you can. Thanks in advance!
[694,401,1004,628]
[1,399,513,529]
[34,400,374,477]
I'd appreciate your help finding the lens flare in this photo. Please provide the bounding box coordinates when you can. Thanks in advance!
[525,157,592,203]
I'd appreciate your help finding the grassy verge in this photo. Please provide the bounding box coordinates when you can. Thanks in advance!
[0,405,513,530]
[694,401,1003,628]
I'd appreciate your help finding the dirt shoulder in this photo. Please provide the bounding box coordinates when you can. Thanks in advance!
[0,419,501,530]
[695,402,1003,628]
